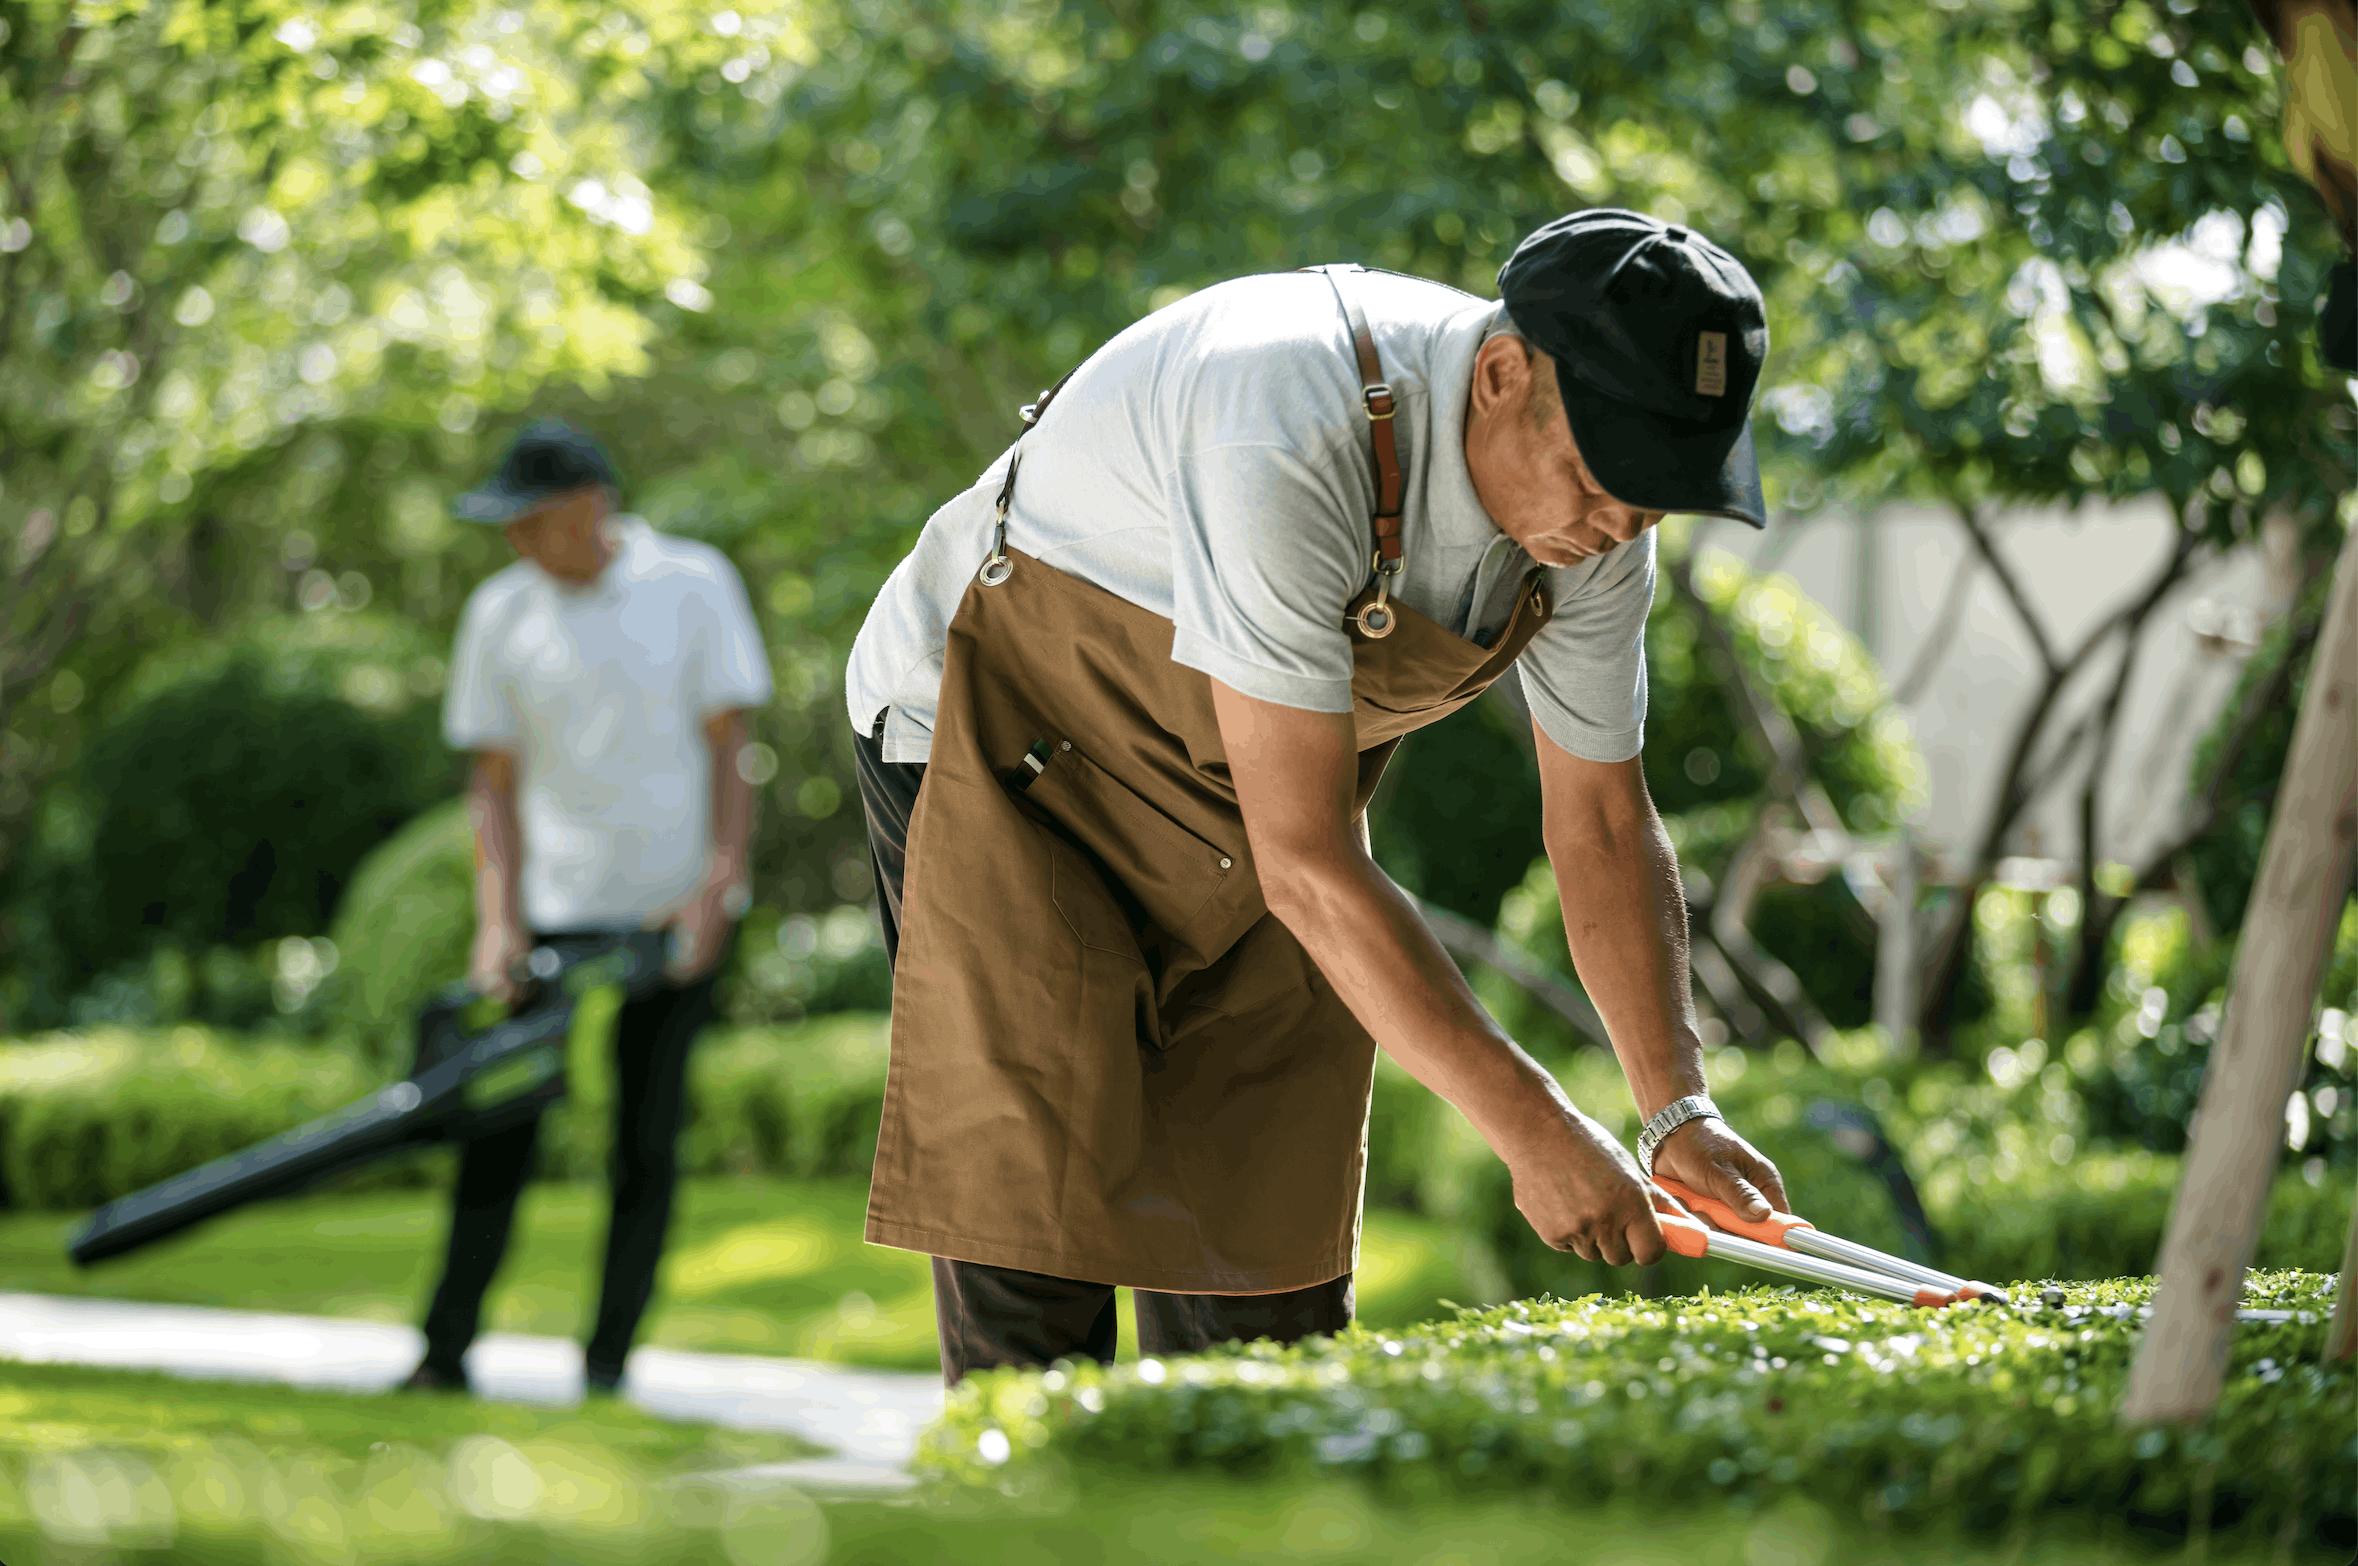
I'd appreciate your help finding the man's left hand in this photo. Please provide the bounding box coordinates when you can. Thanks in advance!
[1649,1116,1791,1222]
[658,881,735,985]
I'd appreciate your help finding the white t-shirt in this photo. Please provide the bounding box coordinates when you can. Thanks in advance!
[845,268,1654,765]
[445,517,773,932]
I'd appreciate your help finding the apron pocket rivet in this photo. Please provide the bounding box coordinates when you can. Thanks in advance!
[1219,857,1232,870]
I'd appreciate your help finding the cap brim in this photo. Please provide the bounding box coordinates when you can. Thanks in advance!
[1562,390,1768,529]
[452,481,546,525]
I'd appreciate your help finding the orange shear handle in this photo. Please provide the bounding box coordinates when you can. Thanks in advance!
[1653,1174,1814,1248]
[1655,1209,1715,1261]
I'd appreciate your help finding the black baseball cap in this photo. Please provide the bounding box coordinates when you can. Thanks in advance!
[453,418,621,524]
[1496,209,1770,529]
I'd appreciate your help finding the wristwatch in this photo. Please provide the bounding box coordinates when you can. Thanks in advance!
[1637,1093,1722,1178]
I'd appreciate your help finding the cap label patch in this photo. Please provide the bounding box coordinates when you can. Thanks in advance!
[1696,332,1729,397]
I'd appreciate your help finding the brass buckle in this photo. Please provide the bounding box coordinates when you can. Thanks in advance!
[1362,383,1396,421]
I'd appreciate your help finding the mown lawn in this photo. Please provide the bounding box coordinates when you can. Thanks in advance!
[0,1360,823,1472]
[0,1175,1474,1371]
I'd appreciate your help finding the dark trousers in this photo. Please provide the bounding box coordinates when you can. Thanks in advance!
[418,943,724,1380]
[854,719,1356,1388]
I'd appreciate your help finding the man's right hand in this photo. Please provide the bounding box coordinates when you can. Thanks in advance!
[1504,1107,1685,1266]
[468,918,531,1004]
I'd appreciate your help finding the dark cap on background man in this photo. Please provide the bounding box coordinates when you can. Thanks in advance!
[453,418,622,524]
[1497,209,1771,529]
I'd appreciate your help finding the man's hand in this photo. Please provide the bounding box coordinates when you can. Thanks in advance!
[1505,1107,1689,1265]
[1648,1115,1791,1222]
[660,881,735,984]
[467,916,532,1004]
[1534,739,1797,1237]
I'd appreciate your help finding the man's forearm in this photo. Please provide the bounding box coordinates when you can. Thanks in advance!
[1547,791,1708,1122]
[1261,842,1585,1158]
[703,711,754,895]
[468,753,525,930]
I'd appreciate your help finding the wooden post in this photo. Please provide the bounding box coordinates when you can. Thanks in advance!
[2121,528,2358,1423]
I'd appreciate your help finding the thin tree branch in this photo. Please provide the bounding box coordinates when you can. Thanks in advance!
[1892,553,1981,705]
[1916,518,2205,1038]
[1954,502,2060,673]
[2017,705,2100,810]
[2124,584,2326,890]
[1709,811,1839,1057]
[2065,607,2163,1016]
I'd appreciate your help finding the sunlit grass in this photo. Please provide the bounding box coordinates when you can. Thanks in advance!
[1,1176,1476,1373]
[0,1360,823,1470]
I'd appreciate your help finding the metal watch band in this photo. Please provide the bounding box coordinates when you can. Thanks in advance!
[1637,1093,1722,1177]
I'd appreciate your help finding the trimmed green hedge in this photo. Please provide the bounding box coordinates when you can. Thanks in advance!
[1375,1036,2349,1303]
[0,1028,404,1212]
[0,1016,895,1210]
[925,1271,2351,1551]
[1,1014,2342,1301]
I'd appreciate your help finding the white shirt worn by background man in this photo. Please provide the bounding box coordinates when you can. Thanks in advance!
[847,268,1657,765]
[446,516,773,933]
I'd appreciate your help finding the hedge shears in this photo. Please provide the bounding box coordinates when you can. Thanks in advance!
[1651,1174,2010,1310]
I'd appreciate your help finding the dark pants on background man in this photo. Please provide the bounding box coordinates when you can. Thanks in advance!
[417,943,726,1385]
[853,719,1355,1388]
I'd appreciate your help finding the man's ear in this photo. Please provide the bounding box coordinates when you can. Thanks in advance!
[1470,335,1535,421]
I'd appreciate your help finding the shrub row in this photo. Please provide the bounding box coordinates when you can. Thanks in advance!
[0,1016,2342,1296]
[0,1015,895,1212]
[1376,1034,2350,1302]
[924,1270,2352,1552]
[0,1028,404,1213]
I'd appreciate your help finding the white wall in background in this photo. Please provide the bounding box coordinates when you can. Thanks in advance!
[1693,499,2275,881]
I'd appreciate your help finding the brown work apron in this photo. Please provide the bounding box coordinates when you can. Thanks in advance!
[865,278,1555,1293]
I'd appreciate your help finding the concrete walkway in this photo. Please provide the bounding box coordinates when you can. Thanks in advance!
[0,1292,942,1493]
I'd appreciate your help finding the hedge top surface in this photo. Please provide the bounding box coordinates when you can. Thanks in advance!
[925,1272,2348,1543]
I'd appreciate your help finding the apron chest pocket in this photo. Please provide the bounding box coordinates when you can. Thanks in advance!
[1018,741,1238,949]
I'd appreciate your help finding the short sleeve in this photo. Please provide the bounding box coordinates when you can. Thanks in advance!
[1164,440,1366,712]
[443,584,520,751]
[1517,530,1655,763]
[686,551,774,714]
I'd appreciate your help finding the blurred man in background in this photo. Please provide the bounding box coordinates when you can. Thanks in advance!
[403,418,772,1396]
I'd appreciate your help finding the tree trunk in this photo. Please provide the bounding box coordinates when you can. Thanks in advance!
[2121,526,2358,1423]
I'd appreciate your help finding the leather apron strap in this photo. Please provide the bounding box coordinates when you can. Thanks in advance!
[1303,263,1406,639]
[981,270,1408,640]
[978,367,1079,587]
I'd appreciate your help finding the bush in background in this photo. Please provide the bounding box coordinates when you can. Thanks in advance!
[1371,1030,2347,1305]
[319,800,475,1069]
[0,1028,411,1213]
[2,618,458,1035]
[0,1015,896,1213]
[4,1010,2339,1311]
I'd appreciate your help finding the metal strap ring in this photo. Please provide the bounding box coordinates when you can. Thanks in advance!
[978,505,1014,587]
[1354,552,1401,638]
